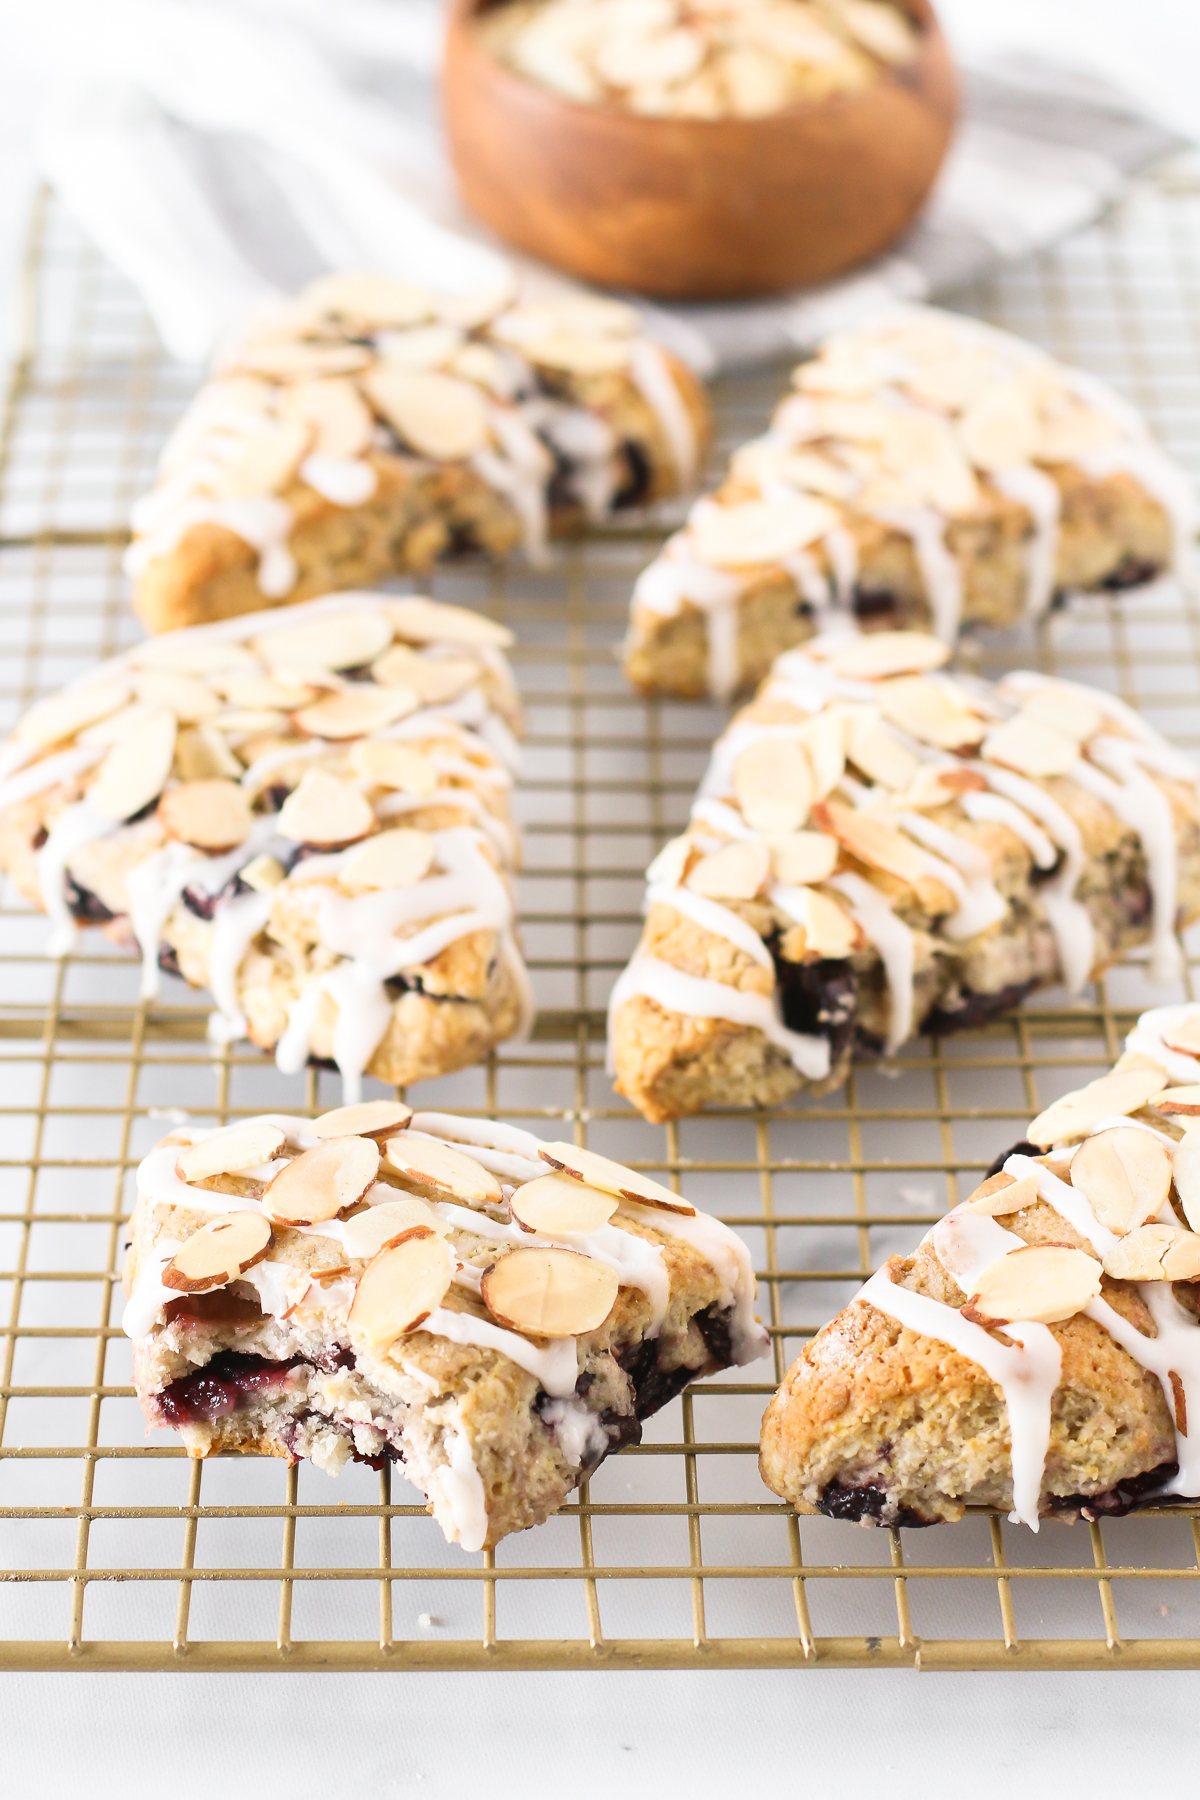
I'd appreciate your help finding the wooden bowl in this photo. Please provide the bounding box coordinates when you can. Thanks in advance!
[442,0,958,300]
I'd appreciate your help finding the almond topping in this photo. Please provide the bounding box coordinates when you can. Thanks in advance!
[982,715,1080,779]
[276,770,376,847]
[175,1121,286,1184]
[311,1100,413,1142]
[282,378,374,460]
[524,334,630,376]
[690,496,836,569]
[795,711,846,800]
[174,725,243,782]
[349,740,438,794]
[1069,1127,1172,1235]
[1027,1068,1170,1147]
[480,1247,618,1338]
[342,1198,446,1261]
[769,831,840,887]
[158,779,252,852]
[1102,1224,1200,1282]
[811,800,930,887]
[1017,682,1104,744]
[1161,1015,1200,1059]
[363,368,491,461]
[239,853,286,893]
[162,1212,274,1294]
[1173,1133,1200,1234]
[262,1136,380,1225]
[958,384,1039,472]
[339,828,435,891]
[508,1173,619,1237]
[385,596,514,649]
[779,886,859,960]
[372,645,479,704]
[1154,1086,1200,1116]
[347,1228,454,1354]
[208,419,312,500]
[305,272,436,329]
[733,737,812,835]
[90,709,177,823]
[215,671,322,712]
[646,834,692,888]
[133,670,221,725]
[293,684,419,740]
[17,681,129,749]
[253,610,394,672]
[235,342,372,381]
[841,711,920,790]
[962,1171,1041,1216]
[382,1135,502,1209]
[878,677,987,752]
[537,1142,695,1216]
[827,632,950,682]
[684,839,770,901]
[961,1243,1101,1328]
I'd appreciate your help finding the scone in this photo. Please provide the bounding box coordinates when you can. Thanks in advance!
[623,305,1195,699]
[759,999,1200,1528]
[127,273,710,634]
[610,627,1200,1121]
[0,591,531,1096]
[123,1103,768,1549]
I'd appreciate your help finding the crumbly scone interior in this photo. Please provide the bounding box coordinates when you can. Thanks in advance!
[610,626,1200,1120]
[623,304,1194,699]
[124,1105,768,1550]
[759,998,1200,1528]
[0,590,533,1097]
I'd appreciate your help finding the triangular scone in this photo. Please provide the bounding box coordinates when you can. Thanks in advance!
[760,1001,1200,1527]
[610,627,1200,1120]
[126,274,709,634]
[124,1108,767,1550]
[623,304,1193,700]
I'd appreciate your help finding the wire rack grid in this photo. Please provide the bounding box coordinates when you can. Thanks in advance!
[6,175,1200,1673]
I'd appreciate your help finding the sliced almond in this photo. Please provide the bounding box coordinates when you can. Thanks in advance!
[962,1243,1100,1327]
[842,711,920,790]
[879,677,987,752]
[385,596,513,649]
[524,334,630,376]
[769,831,840,887]
[383,1135,503,1209]
[1102,1223,1200,1282]
[77,701,159,750]
[293,684,419,740]
[281,378,374,459]
[162,1212,274,1293]
[214,670,321,712]
[174,725,243,782]
[133,670,221,725]
[311,1100,413,1142]
[1069,1127,1172,1235]
[378,323,463,371]
[1173,1132,1200,1233]
[371,645,479,704]
[342,1198,446,1261]
[347,1228,454,1354]
[684,839,770,901]
[340,828,435,892]
[508,1173,619,1237]
[982,715,1080,780]
[811,800,930,887]
[1154,1086,1200,1116]
[778,886,859,960]
[963,1170,1041,1216]
[733,737,812,835]
[904,765,987,810]
[795,711,846,801]
[1017,683,1104,744]
[262,1135,380,1226]
[208,420,312,500]
[958,384,1039,472]
[90,709,177,823]
[349,740,437,795]
[690,496,835,569]
[537,1142,695,1216]
[480,1247,618,1339]
[305,272,436,329]
[239,853,286,893]
[363,367,490,461]
[253,609,393,673]
[1027,1067,1170,1148]
[16,681,129,750]
[158,779,252,853]
[1162,1016,1200,1059]
[234,342,372,381]
[646,834,692,889]
[276,770,376,847]
[175,1121,286,1184]
[827,632,950,682]
[128,635,256,677]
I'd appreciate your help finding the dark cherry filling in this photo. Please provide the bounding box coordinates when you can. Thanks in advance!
[613,440,651,509]
[817,1460,1181,1528]
[774,950,857,1069]
[154,1350,306,1427]
[983,1139,1042,1180]
[63,873,114,924]
[920,979,1038,1039]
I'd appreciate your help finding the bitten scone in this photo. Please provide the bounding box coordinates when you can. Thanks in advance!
[127,273,710,634]
[623,305,1195,699]
[123,1103,768,1549]
[609,628,1200,1121]
[0,592,532,1096]
[760,1000,1200,1528]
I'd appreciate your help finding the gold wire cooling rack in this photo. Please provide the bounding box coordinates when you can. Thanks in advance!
[6,176,1200,1674]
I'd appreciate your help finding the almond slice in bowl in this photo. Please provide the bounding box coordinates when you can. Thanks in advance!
[347,1227,454,1354]
[263,1136,380,1225]
[536,1142,694,1216]
[175,1122,286,1184]
[480,1246,618,1338]
[382,1135,503,1208]
[508,1173,618,1237]
[163,1211,274,1293]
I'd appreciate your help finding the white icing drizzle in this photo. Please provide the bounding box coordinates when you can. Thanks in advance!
[606,953,830,1082]
[35,800,113,957]
[539,1396,609,1469]
[628,339,698,489]
[298,454,377,507]
[434,1426,489,1553]
[648,880,773,969]
[869,505,963,643]
[1127,1004,1200,1084]
[828,872,914,1053]
[1002,1153,1119,1260]
[207,891,273,1043]
[896,808,1007,941]
[960,790,1057,871]
[1068,741,1182,983]
[1087,1286,1200,1498]
[991,464,1062,620]
[421,1307,579,1397]
[822,526,858,604]
[0,743,103,814]
[126,496,297,599]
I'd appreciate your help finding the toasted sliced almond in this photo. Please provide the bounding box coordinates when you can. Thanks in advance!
[363,367,490,461]
[253,609,393,673]
[879,677,986,752]
[1102,1223,1200,1281]
[537,1142,695,1216]
[276,770,376,846]
[128,634,256,676]
[378,324,464,371]
[778,885,859,960]
[209,420,312,500]
[293,684,419,740]
[386,596,513,649]
[235,342,371,381]
[214,670,321,712]
[383,1135,502,1208]
[840,0,917,62]
[133,670,221,725]
[508,1173,618,1237]
[982,715,1080,779]
[733,737,812,835]
[963,1170,1041,1216]
[962,1243,1100,1327]
[827,632,950,682]
[1162,1015,1200,1059]
[684,839,770,901]
[305,272,436,329]
[1069,1127,1172,1235]
[524,334,630,375]
[795,710,846,800]
[162,1212,274,1293]
[769,831,840,887]
[342,1197,445,1261]
[347,1228,454,1354]
[16,681,129,749]
[690,496,836,569]
[1155,1086,1200,1116]
[282,378,374,459]
[372,645,479,704]
[240,853,286,893]
[349,740,437,795]
[481,1246,618,1338]
[1027,1068,1170,1148]
[340,828,436,892]
[842,711,920,790]
[174,724,243,782]
[958,384,1039,472]
[175,1121,286,1184]
[312,1100,413,1142]
[158,779,252,852]
[904,764,988,810]
[90,709,177,823]
[812,800,929,887]
[262,1136,380,1225]
[1017,682,1104,744]
[1173,1130,1200,1234]
[78,701,161,750]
